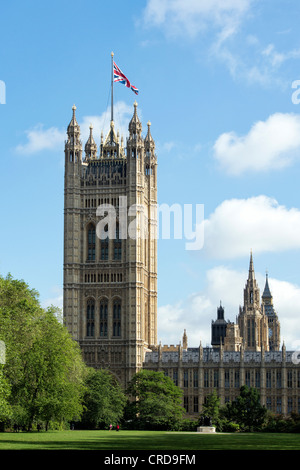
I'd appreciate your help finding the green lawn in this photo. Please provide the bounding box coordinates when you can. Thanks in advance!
[0,430,299,450]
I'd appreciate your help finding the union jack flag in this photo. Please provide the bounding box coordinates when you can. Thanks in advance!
[113,61,139,95]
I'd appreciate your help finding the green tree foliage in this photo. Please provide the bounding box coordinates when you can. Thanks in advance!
[0,274,87,430]
[199,390,220,427]
[80,369,126,429]
[222,385,268,431]
[0,367,11,425]
[125,370,184,430]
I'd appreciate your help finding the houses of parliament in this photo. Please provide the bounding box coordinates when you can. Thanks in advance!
[63,102,300,418]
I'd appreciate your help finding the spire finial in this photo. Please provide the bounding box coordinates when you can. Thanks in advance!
[248,250,254,280]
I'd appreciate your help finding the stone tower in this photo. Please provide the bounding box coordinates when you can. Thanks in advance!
[261,273,280,350]
[237,252,269,351]
[211,302,228,347]
[63,102,158,387]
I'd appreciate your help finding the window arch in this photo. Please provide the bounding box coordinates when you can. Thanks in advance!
[87,223,96,261]
[86,298,95,337]
[100,298,108,337]
[113,299,121,337]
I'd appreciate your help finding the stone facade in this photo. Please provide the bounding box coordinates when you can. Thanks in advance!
[63,103,157,388]
[144,343,300,417]
[63,104,300,417]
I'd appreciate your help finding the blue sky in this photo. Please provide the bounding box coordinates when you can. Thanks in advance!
[1,0,300,349]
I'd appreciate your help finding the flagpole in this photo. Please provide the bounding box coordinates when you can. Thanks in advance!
[111,51,114,123]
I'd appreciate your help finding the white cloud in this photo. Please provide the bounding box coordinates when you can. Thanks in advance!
[213,113,300,175]
[15,101,136,156]
[143,0,252,40]
[158,265,300,350]
[15,124,65,155]
[142,1,300,88]
[262,43,300,68]
[200,195,300,259]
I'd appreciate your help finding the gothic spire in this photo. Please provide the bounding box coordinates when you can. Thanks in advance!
[243,251,260,310]
[248,250,255,281]
[262,272,272,299]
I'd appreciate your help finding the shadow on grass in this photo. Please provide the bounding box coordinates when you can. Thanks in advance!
[1,431,300,451]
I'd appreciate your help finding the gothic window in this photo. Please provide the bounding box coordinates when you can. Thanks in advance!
[184,396,189,413]
[255,371,260,388]
[193,396,198,413]
[225,370,230,388]
[113,300,121,337]
[204,370,209,388]
[173,370,178,386]
[214,370,219,388]
[276,398,282,414]
[87,224,96,261]
[287,370,293,388]
[100,300,108,337]
[266,370,272,388]
[245,370,250,387]
[100,224,109,260]
[183,370,188,388]
[234,371,240,388]
[193,370,198,388]
[277,371,282,388]
[114,223,122,260]
[86,299,95,337]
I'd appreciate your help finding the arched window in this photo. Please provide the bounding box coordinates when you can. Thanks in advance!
[86,299,95,337]
[100,224,109,260]
[113,223,122,260]
[100,299,108,337]
[113,300,121,337]
[87,224,96,261]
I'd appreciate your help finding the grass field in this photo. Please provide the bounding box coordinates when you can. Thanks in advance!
[0,430,300,451]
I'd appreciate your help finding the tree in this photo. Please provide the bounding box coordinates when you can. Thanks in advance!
[199,390,220,427]
[223,385,268,431]
[80,368,126,429]
[126,370,184,430]
[0,274,87,430]
[0,367,11,426]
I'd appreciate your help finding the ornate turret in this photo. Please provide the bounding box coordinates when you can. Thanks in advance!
[128,101,142,140]
[84,124,97,160]
[144,121,155,149]
[65,104,82,164]
[99,120,125,159]
[67,105,81,144]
